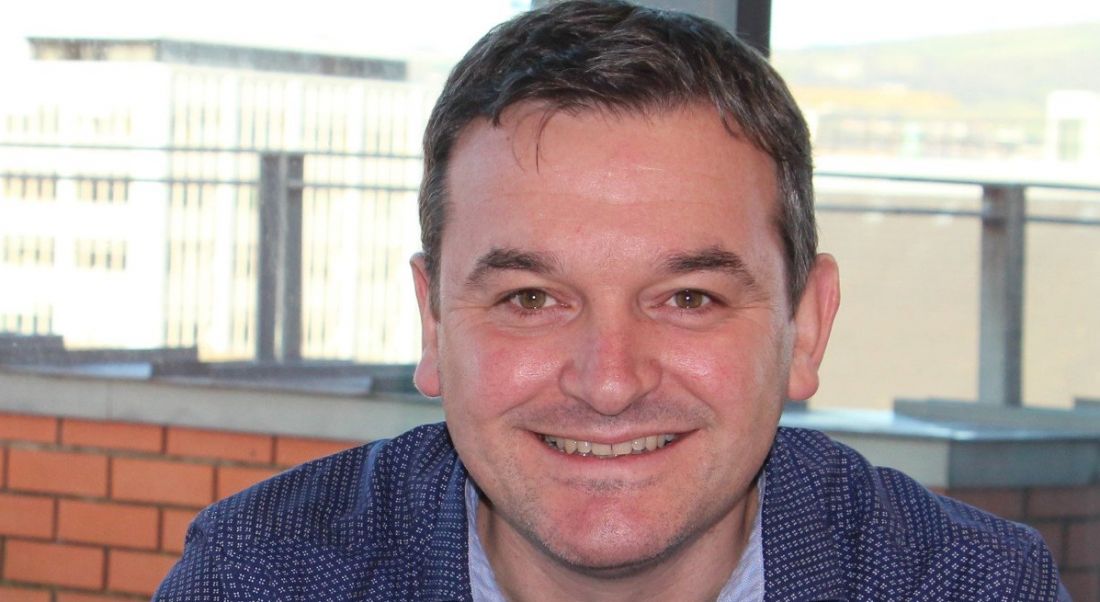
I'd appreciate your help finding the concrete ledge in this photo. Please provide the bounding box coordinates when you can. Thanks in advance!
[0,367,444,441]
[783,403,1100,488]
[896,398,1100,433]
[3,365,1097,489]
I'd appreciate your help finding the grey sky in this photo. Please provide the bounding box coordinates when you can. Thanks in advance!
[772,0,1100,49]
[2,0,1099,61]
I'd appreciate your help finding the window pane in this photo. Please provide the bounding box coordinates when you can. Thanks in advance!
[773,0,1100,409]
[0,0,530,356]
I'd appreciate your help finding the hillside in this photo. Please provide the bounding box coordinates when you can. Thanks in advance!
[772,22,1100,118]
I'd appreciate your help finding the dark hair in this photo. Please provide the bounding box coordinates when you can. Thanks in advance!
[419,0,815,314]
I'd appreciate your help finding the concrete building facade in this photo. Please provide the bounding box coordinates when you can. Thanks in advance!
[0,39,434,362]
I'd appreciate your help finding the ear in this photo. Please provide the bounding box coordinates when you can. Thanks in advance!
[786,253,841,401]
[411,253,442,398]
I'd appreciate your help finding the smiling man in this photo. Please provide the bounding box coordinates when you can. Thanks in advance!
[416,105,806,598]
[156,1,1065,600]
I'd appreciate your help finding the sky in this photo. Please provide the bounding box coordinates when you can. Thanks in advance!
[771,0,1100,49]
[2,0,1100,61]
[0,0,526,62]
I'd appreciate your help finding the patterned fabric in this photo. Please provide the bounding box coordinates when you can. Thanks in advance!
[155,424,1065,601]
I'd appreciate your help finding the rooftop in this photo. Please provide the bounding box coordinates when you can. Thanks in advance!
[27,37,407,80]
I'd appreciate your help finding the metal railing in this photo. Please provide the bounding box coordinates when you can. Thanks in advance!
[0,142,422,363]
[816,173,1100,407]
[2,141,1099,407]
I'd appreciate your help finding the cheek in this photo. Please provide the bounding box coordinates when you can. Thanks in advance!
[441,329,565,418]
[663,327,786,406]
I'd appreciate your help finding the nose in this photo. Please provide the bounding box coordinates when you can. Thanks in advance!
[559,311,660,416]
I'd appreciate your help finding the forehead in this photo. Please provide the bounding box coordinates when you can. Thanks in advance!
[441,103,782,276]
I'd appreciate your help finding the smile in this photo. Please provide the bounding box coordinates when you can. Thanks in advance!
[541,434,677,458]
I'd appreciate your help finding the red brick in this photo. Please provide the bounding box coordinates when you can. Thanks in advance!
[111,457,213,507]
[0,493,54,538]
[945,487,1025,520]
[1028,485,1100,519]
[62,418,164,453]
[216,465,279,500]
[1,446,7,486]
[8,448,108,497]
[3,539,104,589]
[1032,521,1065,566]
[0,413,57,444]
[1067,520,1100,568]
[59,499,158,549]
[57,593,140,602]
[108,549,178,595]
[161,508,198,554]
[1061,569,1100,602]
[167,427,272,463]
[0,585,51,602]
[275,435,359,466]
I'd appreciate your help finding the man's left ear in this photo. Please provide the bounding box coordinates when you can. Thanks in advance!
[786,253,841,401]
[411,253,442,398]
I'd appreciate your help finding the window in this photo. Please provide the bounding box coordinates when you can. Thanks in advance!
[1,0,532,360]
[1056,118,1084,162]
[0,305,53,335]
[2,236,55,266]
[2,175,57,201]
[74,239,127,271]
[75,177,129,204]
[772,0,1100,410]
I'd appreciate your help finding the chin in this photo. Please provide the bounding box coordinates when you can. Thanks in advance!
[529,511,687,577]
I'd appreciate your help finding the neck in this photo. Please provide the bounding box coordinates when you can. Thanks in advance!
[478,481,760,602]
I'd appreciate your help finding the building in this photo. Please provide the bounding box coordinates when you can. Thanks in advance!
[1047,90,1100,164]
[0,38,436,361]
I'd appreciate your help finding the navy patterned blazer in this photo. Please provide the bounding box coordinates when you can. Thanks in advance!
[155,424,1065,601]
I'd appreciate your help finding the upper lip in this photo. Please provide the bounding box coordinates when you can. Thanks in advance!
[536,429,689,443]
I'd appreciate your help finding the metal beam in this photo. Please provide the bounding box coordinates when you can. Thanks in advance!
[978,184,1026,406]
[735,0,771,55]
[256,153,304,362]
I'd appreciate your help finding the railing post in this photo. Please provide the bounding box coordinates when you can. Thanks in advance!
[978,184,1026,406]
[256,153,304,362]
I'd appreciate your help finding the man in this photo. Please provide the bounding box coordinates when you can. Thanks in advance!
[157,1,1065,600]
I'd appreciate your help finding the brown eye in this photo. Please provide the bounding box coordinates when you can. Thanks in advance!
[514,289,548,310]
[672,289,706,309]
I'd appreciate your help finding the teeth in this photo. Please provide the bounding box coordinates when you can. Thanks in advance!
[543,434,678,458]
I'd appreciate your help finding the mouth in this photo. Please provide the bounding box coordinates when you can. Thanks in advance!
[541,433,678,458]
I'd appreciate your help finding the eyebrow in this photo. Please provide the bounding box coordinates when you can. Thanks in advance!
[463,245,759,290]
[662,246,759,290]
[465,247,559,288]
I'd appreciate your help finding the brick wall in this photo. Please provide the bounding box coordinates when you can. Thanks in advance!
[0,412,360,601]
[2,410,1097,600]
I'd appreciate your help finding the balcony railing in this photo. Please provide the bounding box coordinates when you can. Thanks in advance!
[2,141,1099,408]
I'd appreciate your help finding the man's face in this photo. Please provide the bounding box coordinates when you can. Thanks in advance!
[413,103,835,574]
